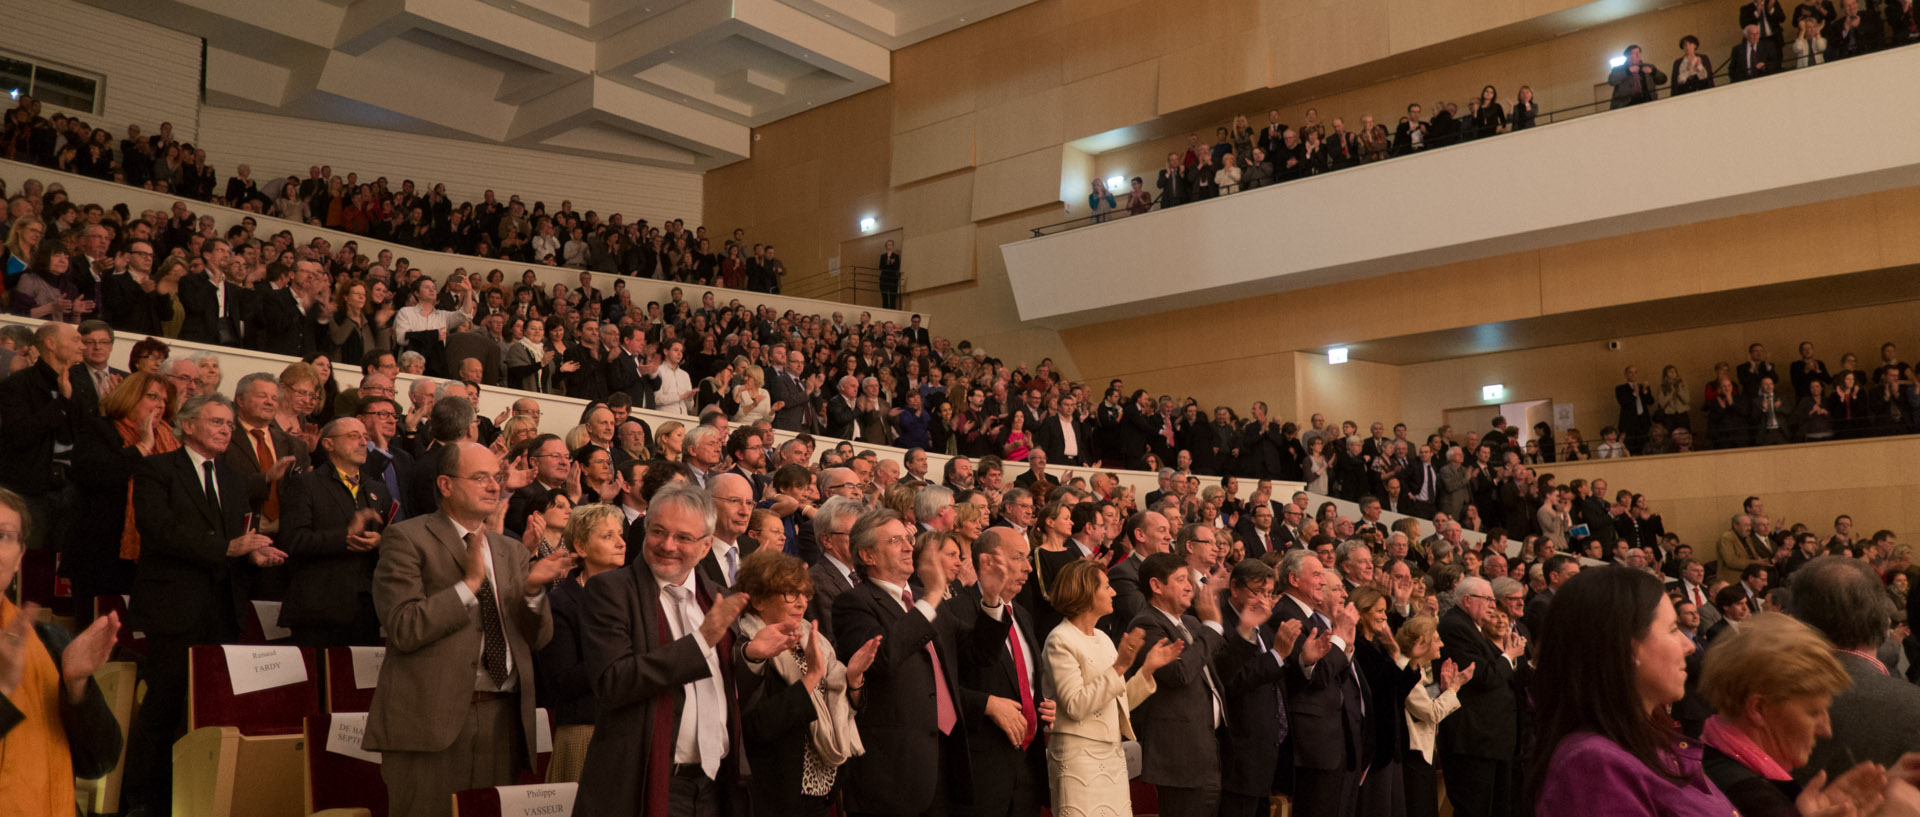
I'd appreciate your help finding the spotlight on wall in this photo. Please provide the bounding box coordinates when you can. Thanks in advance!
[859,217,877,233]
[1106,175,1125,192]
[1483,384,1506,401]
[1327,347,1349,365]
[1608,55,1627,68]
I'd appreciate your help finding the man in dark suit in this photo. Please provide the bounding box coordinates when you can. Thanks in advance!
[355,395,417,522]
[1239,503,1279,560]
[1740,0,1787,45]
[1216,559,1304,817]
[1126,553,1228,817]
[695,473,759,590]
[767,350,810,432]
[1729,24,1783,80]
[1101,510,1172,639]
[1735,343,1779,398]
[365,442,570,817]
[1438,576,1526,817]
[226,373,307,535]
[1524,555,1580,639]
[250,260,322,358]
[1748,376,1792,445]
[833,507,1007,817]
[123,394,285,812]
[1271,550,1360,817]
[1033,393,1091,466]
[443,312,503,387]
[1616,365,1655,453]
[807,495,866,643]
[101,237,173,335]
[177,251,251,346]
[572,481,794,816]
[824,375,862,440]
[276,416,394,647]
[1400,444,1441,519]
[1117,390,1160,470]
[605,325,662,410]
[961,528,1053,817]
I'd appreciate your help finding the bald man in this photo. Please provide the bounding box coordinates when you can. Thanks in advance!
[696,472,758,589]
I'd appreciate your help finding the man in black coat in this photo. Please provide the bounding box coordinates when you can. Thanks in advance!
[767,350,812,432]
[824,375,861,440]
[1272,549,1361,817]
[1616,365,1655,454]
[100,237,173,336]
[1438,576,1526,817]
[276,416,394,647]
[177,254,251,346]
[1117,390,1160,470]
[1216,560,1304,817]
[605,325,661,409]
[123,394,286,812]
[1729,24,1783,80]
[1032,393,1091,466]
[833,508,1006,817]
[249,261,322,358]
[0,323,88,551]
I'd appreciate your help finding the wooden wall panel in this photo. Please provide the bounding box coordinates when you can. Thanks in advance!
[1268,0,1393,87]
[972,147,1069,222]
[890,114,978,187]
[1062,60,1161,142]
[977,88,1066,166]
[1294,352,1404,431]
[1060,1,1167,84]
[894,172,978,237]
[901,225,977,291]
[1155,29,1270,115]
[1388,0,1529,54]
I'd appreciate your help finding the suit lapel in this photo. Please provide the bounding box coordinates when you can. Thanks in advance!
[179,450,225,530]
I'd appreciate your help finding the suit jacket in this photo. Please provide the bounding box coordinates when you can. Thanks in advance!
[1274,595,1366,773]
[0,360,85,496]
[832,579,1000,815]
[1240,527,1278,561]
[574,560,748,817]
[1436,607,1521,760]
[959,589,1047,817]
[823,394,859,440]
[364,513,553,761]
[251,287,317,358]
[606,352,661,410]
[766,369,810,431]
[102,271,173,336]
[276,462,395,628]
[1437,463,1472,520]
[226,422,310,519]
[1729,39,1784,80]
[129,449,252,638]
[695,538,760,591]
[444,330,504,387]
[807,557,857,643]
[1616,382,1654,431]
[1216,605,1289,796]
[1126,607,1224,788]
[177,273,249,344]
[1799,651,1920,781]
[1033,413,1091,466]
[1101,554,1149,639]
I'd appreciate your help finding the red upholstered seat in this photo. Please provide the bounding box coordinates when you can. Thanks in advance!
[95,595,146,658]
[450,788,503,817]
[323,647,378,713]
[187,645,320,735]
[304,715,388,817]
[1131,780,1159,815]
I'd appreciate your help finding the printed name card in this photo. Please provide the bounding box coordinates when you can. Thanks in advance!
[536,708,553,754]
[497,783,576,817]
[325,712,381,764]
[222,645,308,695]
[252,600,291,641]
[350,646,386,689]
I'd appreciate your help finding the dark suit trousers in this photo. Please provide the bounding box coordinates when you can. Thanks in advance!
[1440,753,1511,817]
[124,633,193,809]
[852,752,951,817]
[1294,767,1359,817]
[382,695,523,817]
[1155,781,1222,817]
[1404,754,1440,817]
[289,595,384,647]
[1358,759,1407,817]
[1219,791,1270,817]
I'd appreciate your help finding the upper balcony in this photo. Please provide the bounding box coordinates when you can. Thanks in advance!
[1002,42,1920,330]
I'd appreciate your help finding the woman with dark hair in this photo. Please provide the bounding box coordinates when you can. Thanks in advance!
[1528,566,1724,815]
[9,239,84,322]
[1672,35,1716,95]
[127,338,170,375]
[302,353,341,426]
[1472,85,1507,136]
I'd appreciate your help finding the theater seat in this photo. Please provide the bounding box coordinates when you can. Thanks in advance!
[322,646,381,713]
[188,645,320,735]
[450,782,578,817]
[172,725,305,817]
[95,595,147,657]
[304,714,388,817]
[74,661,139,816]
[1131,780,1158,815]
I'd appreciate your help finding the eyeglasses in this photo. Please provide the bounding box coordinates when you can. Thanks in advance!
[358,410,396,419]
[1465,594,1496,603]
[455,473,502,486]
[712,496,752,508]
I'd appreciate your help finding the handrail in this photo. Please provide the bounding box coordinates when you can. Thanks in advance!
[1030,40,1892,238]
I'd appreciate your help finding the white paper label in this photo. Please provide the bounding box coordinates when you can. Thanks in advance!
[350,646,385,689]
[536,708,553,754]
[252,600,290,641]
[324,712,381,764]
[496,783,575,817]
[221,645,308,695]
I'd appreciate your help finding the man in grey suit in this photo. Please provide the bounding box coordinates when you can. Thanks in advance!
[1101,510,1172,639]
[442,312,503,386]
[1792,556,1920,782]
[807,496,866,643]
[365,442,573,817]
[1437,446,1472,521]
[1126,552,1227,817]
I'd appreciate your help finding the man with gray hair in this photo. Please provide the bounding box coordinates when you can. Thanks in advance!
[1792,556,1920,781]
[1438,574,1527,817]
[226,371,304,533]
[823,375,861,439]
[1335,540,1373,594]
[443,310,502,386]
[808,495,867,642]
[915,484,956,532]
[1715,512,1767,585]
[682,424,724,488]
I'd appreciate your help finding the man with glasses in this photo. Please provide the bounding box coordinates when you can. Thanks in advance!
[356,395,415,521]
[103,237,172,336]
[697,473,756,588]
[504,434,570,537]
[278,416,394,647]
[808,495,866,642]
[994,487,1036,537]
[178,238,249,345]
[73,320,122,406]
[367,442,572,817]
[1437,576,1527,817]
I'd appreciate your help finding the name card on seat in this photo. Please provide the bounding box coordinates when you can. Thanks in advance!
[536,708,552,753]
[251,600,290,641]
[350,646,385,689]
[222,645,308,695]
[497,783,576,817]
[325,712,381,764]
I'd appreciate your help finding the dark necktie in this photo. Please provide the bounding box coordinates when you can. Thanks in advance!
[1254,625,1290,742]
[201,460,220,510]
[468,532,511,687]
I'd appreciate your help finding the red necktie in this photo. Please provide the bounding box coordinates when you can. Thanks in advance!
[1692,586,1702,605]
[904,589,957,734]
[1007,621,1037,749]
[252,428,280,519]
